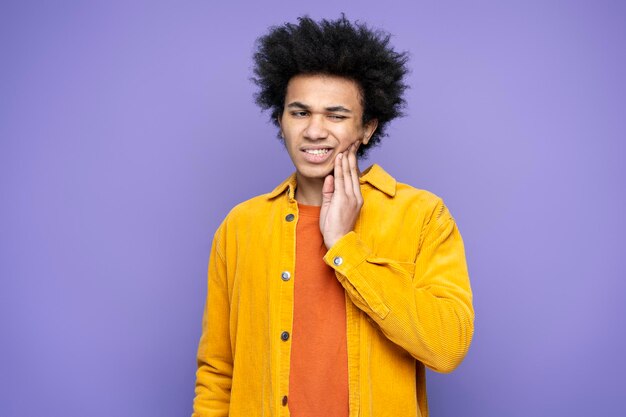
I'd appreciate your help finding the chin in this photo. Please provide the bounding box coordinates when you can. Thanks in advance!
[296,163,333,180]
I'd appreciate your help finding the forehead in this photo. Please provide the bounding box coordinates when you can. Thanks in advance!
[284,74,363,111]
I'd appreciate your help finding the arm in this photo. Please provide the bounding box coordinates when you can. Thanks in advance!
[192,225,232,417]
[323,201,474,373]
[320,145,473,373]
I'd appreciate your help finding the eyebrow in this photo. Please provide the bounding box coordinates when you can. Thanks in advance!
[286,101,352,113]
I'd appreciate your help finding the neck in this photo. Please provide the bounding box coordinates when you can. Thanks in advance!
[294,173,324,206]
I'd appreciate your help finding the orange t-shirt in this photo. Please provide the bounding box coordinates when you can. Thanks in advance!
[288,204,349,417]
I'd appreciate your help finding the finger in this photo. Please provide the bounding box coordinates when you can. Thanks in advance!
[347,143,361,201]
[333,153,345,195]
[322,174,334,202]
[341,146,353,199]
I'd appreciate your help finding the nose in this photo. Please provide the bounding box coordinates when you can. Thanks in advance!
[303,114,328,140]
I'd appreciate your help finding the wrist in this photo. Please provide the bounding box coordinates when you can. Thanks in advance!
[324,233,342,250]
[324,237,338,250]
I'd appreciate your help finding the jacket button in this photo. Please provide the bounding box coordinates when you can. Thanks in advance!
[282,395,288,406]
[281,271,291,281]
[333,256,343,266]
[280,331,290,341]
[285,213,295,222]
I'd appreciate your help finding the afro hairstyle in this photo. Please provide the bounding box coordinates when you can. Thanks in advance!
[252,15,409,158]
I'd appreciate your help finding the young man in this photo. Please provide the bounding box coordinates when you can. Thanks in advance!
[193,16,474,417]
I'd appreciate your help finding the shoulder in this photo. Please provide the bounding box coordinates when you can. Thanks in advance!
[362,163,452,222]
[394,182,454,231]
[211,192,278,253]
[222,192,277,226]
[395,181,443,207]
[222,172,295,225]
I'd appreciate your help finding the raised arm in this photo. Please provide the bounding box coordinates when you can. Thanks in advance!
[319,145,474,372]
[324,204,474,373]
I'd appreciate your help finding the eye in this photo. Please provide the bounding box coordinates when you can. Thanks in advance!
[328,114,347,120]
[290,111,308,118]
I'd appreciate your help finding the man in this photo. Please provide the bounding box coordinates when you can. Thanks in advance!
[193,16,474,417]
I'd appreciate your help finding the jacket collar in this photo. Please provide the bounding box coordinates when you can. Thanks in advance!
[266,163,397,200]
[267,172,298,200]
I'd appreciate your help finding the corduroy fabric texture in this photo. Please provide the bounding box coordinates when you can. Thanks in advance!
[192,164,474,417]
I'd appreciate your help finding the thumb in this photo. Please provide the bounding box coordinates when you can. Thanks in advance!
[322,175,334,206]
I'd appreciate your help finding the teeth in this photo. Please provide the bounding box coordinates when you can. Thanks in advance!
[305,149,330,155]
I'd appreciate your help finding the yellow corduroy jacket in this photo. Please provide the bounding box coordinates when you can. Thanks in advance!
[192,164,474,417]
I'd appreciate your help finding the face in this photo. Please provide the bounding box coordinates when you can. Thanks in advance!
[279,74,377,181]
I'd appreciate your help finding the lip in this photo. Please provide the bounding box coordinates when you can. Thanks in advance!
[300,146,334,164]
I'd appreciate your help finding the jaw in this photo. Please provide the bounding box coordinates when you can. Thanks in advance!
[295,161,334,181]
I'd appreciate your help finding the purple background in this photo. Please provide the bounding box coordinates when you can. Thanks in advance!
[1,1,625,416]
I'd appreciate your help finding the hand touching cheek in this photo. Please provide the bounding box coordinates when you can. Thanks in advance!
[319,142,364,249]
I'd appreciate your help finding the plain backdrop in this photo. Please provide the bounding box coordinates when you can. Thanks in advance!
[1,1,625,416]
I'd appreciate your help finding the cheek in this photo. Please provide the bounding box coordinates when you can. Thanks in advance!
[338,126,363,148]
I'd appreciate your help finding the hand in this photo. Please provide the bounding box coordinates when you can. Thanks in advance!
[320,142,364,249]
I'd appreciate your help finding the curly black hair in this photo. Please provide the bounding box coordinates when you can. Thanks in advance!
[252,15,409,157]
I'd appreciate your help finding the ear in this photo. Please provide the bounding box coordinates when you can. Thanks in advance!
[277,117,284,138]
[361,119,379,145]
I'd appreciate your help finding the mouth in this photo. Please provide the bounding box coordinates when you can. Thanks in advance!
[300,147,334,163]
[303,148,332,155]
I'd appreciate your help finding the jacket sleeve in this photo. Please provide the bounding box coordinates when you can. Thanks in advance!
[192,224,232,417]
[323,199,474,373]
